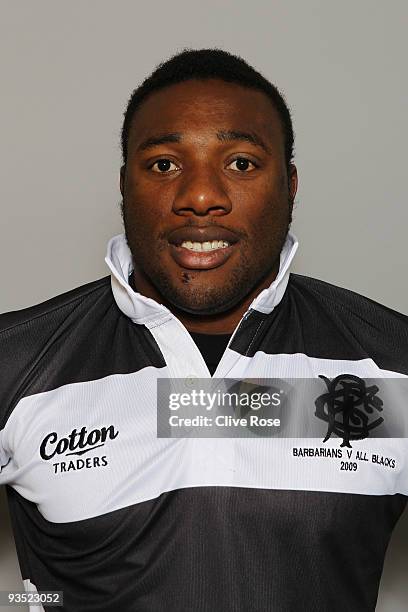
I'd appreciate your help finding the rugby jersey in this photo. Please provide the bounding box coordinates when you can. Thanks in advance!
[1,231,407,612]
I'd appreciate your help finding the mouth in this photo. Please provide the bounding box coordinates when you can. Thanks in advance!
[167,226,239,270]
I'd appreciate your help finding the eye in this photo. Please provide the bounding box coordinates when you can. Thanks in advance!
[227,157,258,172]
[149,158,180,173]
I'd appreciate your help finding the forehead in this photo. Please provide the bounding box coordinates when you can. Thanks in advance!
[127,78,284,151]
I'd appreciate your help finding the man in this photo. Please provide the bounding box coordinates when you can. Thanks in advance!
[0,48,407,612]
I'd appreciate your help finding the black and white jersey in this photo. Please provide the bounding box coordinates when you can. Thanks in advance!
[1,232,407,612]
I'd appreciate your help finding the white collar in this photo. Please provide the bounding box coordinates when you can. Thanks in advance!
[105,231,299,326]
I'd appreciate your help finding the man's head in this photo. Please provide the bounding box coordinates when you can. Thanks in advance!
[119,48,298,317]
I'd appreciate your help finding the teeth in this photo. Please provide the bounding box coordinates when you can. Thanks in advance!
[180,240,230,251]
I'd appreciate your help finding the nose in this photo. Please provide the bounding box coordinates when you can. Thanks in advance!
[172,165,232,217]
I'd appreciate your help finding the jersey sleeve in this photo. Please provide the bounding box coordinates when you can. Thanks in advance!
[0,310,36,486]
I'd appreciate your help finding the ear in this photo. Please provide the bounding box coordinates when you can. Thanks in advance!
[120,165,125,197]
[288,163,298,202]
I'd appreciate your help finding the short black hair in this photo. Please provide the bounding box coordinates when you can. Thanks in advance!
[121,48,295,169]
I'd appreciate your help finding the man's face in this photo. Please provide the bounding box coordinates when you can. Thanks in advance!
[120,78,297,315]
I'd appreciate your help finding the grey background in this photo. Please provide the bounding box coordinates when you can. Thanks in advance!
[0,1,406,610]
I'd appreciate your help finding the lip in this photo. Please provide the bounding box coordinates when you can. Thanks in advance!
[167,225,240,270]
[167,225,240,246]
[169,242,237,270]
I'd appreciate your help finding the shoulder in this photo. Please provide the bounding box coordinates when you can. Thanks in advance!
[287,273,408,372]
[0,277,113,426]
[289,272,408,328]
[0,276,112,335]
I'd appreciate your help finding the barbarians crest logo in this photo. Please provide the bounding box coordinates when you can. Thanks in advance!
[314,374,384,447]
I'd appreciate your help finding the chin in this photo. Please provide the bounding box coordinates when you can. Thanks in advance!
[162,283,245,316]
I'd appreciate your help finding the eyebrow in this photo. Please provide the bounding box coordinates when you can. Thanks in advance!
[136,130,272,154]
[217,130,271,154]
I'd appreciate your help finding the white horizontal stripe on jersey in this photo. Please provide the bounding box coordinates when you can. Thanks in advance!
[0,355,407,523]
